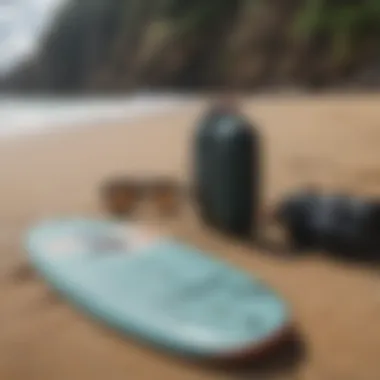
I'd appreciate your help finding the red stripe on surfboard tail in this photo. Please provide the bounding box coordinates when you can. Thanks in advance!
[208,322,298,365]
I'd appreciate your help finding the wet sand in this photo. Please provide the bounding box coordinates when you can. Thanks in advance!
[2,94,380,380]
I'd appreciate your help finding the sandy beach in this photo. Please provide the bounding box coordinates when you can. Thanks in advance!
[2,94,380,380]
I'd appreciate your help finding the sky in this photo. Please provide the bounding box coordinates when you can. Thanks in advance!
[0,0,66,75]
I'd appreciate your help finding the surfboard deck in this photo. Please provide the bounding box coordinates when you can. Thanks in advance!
[26,218,291,360]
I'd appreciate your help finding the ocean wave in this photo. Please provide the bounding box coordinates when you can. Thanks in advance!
[0,94,194,138]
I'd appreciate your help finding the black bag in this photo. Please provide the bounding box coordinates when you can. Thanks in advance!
[276,191,380,256]
[193,106,261,238]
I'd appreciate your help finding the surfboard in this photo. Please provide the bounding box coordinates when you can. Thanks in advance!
[26,218,291,360]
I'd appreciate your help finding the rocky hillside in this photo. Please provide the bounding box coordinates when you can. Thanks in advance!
[4,0,380,93]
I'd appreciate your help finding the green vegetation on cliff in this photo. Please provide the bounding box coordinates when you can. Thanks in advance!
[294,0,380,77]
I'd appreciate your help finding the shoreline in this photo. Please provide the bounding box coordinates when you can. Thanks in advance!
[2,91,380,141]
[0,94,200,140]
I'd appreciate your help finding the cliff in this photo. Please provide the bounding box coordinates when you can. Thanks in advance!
[5,0,380,93]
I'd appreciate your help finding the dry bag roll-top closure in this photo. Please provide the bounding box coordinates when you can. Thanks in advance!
[194,104,261,238]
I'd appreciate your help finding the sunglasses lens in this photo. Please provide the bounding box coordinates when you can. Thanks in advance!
[123,189,138,209]
[102,182,139,216]
[153,184,180,215]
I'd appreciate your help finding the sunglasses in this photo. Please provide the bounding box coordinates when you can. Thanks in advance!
[101,178,185,218]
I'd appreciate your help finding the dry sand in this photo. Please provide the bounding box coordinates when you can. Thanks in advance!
[2,94,380,380]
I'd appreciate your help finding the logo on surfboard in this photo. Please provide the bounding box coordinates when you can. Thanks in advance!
[44,224,162,258]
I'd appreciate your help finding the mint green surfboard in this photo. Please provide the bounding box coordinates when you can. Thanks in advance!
[26,218,290,360]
